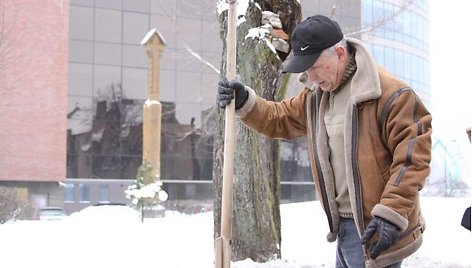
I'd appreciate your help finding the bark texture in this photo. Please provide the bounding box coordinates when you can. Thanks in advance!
[213,0,301,262]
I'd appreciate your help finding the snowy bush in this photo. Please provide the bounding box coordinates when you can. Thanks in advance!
[125,181,168,205]
[124,161,168,221]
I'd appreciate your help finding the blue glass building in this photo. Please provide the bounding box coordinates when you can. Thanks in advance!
[360,0,430,107]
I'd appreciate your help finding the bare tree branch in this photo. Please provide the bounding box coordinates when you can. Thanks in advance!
[345,0,414,37]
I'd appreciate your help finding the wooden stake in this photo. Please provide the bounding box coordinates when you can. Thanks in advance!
[215,1,237,268]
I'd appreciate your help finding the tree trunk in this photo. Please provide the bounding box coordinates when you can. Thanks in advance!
[213,0,301,262]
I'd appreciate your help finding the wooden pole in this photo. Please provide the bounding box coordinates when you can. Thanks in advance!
[215,1,237,268]
[141,29,166,184]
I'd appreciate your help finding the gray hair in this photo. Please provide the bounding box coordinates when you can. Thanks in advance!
[321,38,348,56]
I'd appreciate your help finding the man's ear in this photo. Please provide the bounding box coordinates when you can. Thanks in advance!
[335,46,346,60]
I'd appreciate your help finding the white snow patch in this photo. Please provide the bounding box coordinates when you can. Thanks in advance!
[245,27,270,40]
[0,197,470,268]
[217,0,258,26]
[245,27,279,57]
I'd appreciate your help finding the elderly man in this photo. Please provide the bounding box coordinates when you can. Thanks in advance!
[218,15,432,268]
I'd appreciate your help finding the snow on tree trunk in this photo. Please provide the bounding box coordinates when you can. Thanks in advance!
[213,0,301,262]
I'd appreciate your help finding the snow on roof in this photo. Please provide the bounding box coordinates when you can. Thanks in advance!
[141,28,167,46]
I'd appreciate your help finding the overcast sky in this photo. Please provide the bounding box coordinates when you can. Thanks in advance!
[430,0,472,142]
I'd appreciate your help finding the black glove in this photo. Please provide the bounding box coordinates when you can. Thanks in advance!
[361,216,400,259]
[217,78,248,109]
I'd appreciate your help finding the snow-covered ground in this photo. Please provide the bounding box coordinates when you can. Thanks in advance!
[0,197,470,268]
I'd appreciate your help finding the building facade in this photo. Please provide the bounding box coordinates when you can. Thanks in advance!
[0,0,69,208]
[65,0,431,212]
[0,0,431,214]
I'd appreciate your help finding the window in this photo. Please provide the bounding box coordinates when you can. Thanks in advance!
[404,53,412,80]
[361,1,373,27]
[122,67,147,99]
[69,63,93,96]
[95,0,123,9]
[372,45,384,67]
[93,65,121,97]
[122,44,147,68]
[124,0,149,12]
[79,183,90,203]
[94,42,122,66]
[123,12,150,44]
[394,50,404,76]
[70,6,94,40]
[64,183,75,203]
[384,47,394,73]
[99,184,109,203]
[95,8,122,43]
[69,40,93,63]
[70,0,93,6]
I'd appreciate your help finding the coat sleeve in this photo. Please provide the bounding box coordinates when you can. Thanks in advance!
[235,86,308,140]
[372,88,432,231]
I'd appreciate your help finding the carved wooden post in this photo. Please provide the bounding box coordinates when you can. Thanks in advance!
[141,29,166,184]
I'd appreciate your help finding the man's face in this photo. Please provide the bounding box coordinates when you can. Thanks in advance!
[305,48,344,92]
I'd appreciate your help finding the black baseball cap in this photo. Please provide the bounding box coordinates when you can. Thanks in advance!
[282,15,343,73]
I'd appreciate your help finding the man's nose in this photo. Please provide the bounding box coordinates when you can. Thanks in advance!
[306,69,319,80]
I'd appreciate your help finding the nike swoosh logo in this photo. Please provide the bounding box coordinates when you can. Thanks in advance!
[301,46,309,51]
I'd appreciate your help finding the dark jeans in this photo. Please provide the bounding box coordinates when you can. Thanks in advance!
[336,217,402,268]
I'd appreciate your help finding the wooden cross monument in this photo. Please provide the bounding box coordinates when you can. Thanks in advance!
[141,28,166,184]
